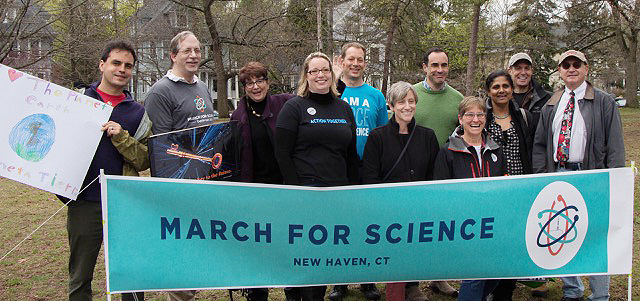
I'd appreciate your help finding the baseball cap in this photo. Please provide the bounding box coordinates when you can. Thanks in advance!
[508,53,532,67]
[558,50,588,65]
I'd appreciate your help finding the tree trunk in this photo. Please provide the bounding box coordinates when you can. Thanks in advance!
[203,0,230,117]
[326,4,334,54]
[381,0,401,96]
[112,0,118,34]
[316,0,323,52]
[609,0,639,108]
[622,33,638,107]
[464,1,482,96]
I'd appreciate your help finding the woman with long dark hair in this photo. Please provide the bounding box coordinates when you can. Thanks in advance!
[484,70,535,176]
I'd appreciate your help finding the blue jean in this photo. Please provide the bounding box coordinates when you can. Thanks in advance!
[561,276,610,301]
[556,164,609,301]
[457,280,499,301]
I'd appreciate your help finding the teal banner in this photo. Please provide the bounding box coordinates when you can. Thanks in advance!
[100,168,634,293]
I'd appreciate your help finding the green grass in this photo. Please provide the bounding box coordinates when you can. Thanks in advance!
[1,109,639,300]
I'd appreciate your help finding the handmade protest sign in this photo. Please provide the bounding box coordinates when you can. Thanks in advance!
[100,168,633,294]
[0,64,112,199]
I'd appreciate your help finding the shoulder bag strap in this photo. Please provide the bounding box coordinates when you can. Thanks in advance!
[383,123,417,182]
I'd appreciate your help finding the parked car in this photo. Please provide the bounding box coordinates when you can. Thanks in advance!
[615,97,627,107]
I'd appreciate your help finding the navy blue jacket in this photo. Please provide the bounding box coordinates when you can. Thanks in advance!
[68,82,146,202]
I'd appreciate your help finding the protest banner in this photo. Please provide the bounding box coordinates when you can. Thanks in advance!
[0,64,112,199]
[100,168,633,294]
[148,122,240,181]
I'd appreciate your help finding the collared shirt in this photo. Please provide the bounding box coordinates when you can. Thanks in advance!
[165,70,200,84]
[552,81,587,163]
[423,78,447,91]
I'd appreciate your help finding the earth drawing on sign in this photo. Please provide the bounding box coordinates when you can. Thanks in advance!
[9,114,56,162]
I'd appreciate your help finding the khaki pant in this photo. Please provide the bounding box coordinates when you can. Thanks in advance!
[167,290,196,301]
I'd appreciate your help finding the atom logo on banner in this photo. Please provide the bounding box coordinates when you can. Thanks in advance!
[526,181,588,269]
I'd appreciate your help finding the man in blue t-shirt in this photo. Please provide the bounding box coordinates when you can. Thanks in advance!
[329,42,387,301]
[336,42,388,160]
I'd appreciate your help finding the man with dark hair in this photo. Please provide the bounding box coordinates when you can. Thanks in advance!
[409,47,462,300]
[63,40,150,301]
[533,50,624,301]
[144,31,216,301]
[507,52,551,131]
[413,47,464,147]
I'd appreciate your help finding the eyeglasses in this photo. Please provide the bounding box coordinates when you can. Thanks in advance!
[244,78,266,87]
[462,112,486,119]
[561,61,583,70]
[180,48,201,55]
[308,68,331,76]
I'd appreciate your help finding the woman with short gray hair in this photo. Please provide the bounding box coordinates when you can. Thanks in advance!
[361,81,439,300]
[362,81,438,184]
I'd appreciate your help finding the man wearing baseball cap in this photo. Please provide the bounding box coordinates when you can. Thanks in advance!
[507,52,551,131]
[532,50,625,301]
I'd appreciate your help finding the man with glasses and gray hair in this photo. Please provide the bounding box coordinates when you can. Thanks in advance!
[144,31,216,301]
[145,31,216,135]
[532,50,625,301]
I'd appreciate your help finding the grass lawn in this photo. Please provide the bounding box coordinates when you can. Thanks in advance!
[1,108,639,300]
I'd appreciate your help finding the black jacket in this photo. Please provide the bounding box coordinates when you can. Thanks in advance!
[434,128,507,180]
[518,78,551,132]
[362,117,439,184]
[486,99,535,174]
[231,93,294,182]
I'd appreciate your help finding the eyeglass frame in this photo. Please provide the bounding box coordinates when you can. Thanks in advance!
[243,78,267,88]
[461,112,487,119]
[307,68,332,76]
[560,61,584,70]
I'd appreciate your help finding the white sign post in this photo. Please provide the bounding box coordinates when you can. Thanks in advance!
[0,64,113,199]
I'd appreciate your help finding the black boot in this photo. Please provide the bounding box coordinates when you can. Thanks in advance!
[285,287,301,301]
[246,288,268,301]
[328,285,348,300]
[360,284,381,300]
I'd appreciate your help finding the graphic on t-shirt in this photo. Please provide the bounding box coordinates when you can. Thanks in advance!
[343,96,372,131]
[9,114,56,162]
[194,96,206,112]
[310,118,347,124]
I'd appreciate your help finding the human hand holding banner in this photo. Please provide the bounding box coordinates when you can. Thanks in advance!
[0,64,113,199]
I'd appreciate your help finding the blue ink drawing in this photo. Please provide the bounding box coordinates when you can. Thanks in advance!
[9,114,56,162]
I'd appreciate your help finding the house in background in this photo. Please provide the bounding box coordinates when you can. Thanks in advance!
[1,0,54,81]
[131,0,241,108]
